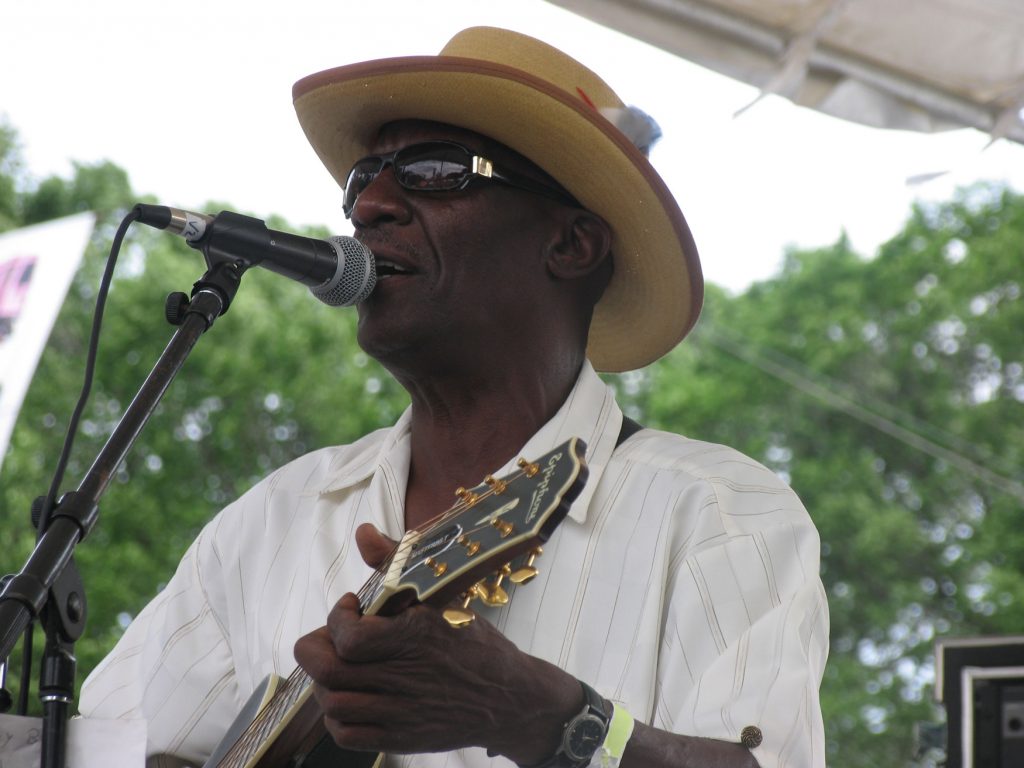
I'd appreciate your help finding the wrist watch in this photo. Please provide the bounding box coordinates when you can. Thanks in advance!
[532,680,611,768]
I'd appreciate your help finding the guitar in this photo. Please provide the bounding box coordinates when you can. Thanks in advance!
[202,437,589,768]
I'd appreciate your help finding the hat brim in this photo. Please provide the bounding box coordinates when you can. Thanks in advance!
[293,56,702,372]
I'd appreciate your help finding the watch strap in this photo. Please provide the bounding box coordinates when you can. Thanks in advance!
[578,680,609,722]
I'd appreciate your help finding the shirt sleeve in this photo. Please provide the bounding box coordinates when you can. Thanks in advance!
[654,462,829,768]
[79,516,243,767]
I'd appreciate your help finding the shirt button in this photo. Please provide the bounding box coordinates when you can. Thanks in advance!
[740,725,763,749]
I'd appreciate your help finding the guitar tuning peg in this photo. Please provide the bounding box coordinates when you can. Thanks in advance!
[454,487,480,506]
[457,535,481,557]
[516,458,540,478]
[479,564,512,607]
[423,557,448,578]
[510,547,543,585]
[443,583,484,628]
[484,475,508,494]
[490,518,514,538]
[442,606,475,628]
[480,584,509,607]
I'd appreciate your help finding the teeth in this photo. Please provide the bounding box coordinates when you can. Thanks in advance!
[376,260,411,277]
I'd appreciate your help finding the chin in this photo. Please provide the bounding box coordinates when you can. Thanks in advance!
[356,301,453,364]
[357,321,426,369]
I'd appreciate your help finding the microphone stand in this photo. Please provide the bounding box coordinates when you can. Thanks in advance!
[0,258,245,768]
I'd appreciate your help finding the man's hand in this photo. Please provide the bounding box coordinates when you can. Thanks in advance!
[293,524,582,762]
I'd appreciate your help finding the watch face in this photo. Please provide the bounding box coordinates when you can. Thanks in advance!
[565,715,607,761]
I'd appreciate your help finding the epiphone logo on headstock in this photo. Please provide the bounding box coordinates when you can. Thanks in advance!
[526,452,563,524]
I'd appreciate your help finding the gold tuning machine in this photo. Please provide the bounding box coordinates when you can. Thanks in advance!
[423,557,448,578]
[479,564,512,607]
[442,607,475,628]
[484,475,508,494]
[443,582,485,628]
[491,518,514,537]
[516,458,540,477]
[457,535,481,557]
[454,487,480,506]
[510,547,543,585]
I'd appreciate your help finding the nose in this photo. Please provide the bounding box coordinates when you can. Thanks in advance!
[349,167,412,228]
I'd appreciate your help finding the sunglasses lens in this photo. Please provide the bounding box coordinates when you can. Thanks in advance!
[344,158,382,213]
[396,144,472,191]
[342,143,478,216]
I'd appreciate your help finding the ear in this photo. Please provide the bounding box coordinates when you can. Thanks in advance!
[546,210,612,280]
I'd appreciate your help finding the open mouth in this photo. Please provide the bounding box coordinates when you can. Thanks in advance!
[375,259,415,279]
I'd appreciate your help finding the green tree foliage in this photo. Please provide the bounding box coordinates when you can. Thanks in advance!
[2,118,1022,765]
[612,185,1023,766]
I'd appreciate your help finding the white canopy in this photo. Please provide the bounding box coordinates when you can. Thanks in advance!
[548,0,1024,144]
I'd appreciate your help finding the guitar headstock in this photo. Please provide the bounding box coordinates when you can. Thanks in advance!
[363,437,588,623]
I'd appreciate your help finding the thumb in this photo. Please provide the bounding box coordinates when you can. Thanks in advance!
[355,522,398,569]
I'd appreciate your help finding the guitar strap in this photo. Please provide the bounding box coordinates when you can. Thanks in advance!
[615,415,643,448]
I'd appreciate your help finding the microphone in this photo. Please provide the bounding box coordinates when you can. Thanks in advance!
[133,204,376,306]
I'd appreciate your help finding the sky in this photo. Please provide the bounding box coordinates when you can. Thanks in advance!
[3,0,1024,293]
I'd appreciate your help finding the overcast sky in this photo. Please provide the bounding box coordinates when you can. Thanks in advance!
[4,0,1024,293]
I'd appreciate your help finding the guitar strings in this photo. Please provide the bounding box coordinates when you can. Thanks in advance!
[218,666,313,767]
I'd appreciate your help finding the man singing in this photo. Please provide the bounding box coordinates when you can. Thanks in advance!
[81,27,828,768]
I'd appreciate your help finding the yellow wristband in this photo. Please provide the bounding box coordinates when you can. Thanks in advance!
[596,704,634,767]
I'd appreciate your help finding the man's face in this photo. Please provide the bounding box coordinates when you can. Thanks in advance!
[350,121,571,375]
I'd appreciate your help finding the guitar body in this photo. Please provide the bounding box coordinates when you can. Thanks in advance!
[205,438,588,768]
[204,676,382,768]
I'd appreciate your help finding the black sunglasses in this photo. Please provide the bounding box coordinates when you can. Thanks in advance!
[342,140,578,217]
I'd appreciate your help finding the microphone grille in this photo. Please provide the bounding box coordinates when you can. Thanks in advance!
[310,236,377,307]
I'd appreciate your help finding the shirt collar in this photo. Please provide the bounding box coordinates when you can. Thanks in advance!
[319,408,413,493]
[319,361,622,524]
[489,361,622,523]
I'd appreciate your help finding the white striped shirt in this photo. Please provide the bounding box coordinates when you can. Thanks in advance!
[80,362,828,768]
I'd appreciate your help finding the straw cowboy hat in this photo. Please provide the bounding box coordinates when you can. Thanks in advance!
[292,26,702,372]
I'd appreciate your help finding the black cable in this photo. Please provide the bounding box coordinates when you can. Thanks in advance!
[37,208,139,537]
[15,208,139,715]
